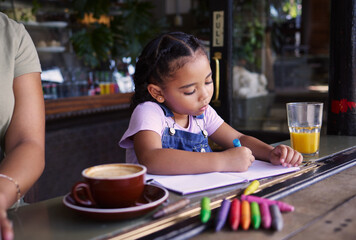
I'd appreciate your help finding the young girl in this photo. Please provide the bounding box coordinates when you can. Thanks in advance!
[119,32,302,175]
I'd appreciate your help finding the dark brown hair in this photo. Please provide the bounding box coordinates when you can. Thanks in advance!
[131,32,207,108]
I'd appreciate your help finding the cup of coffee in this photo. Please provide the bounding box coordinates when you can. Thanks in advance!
[71,163,146,208]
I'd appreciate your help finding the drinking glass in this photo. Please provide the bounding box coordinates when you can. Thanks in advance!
[286,102,323,156]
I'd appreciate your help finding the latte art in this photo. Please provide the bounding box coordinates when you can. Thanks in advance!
[85,164,143,179]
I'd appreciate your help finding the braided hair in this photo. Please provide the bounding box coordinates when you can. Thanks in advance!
[131,32,207,109]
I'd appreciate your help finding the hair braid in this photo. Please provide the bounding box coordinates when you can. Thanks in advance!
[131,32,207,109]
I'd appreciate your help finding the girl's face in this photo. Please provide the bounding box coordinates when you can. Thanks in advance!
[161,52,214,119]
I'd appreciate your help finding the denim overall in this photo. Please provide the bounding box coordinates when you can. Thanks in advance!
[159,104,212,153]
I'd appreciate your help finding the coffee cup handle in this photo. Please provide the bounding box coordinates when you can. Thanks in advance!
[71,182,97,207]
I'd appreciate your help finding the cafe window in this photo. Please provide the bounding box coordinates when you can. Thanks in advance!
[233,0,329,135]
[206,0,330,138]
[0,0,167,100]
[1,0,330,135]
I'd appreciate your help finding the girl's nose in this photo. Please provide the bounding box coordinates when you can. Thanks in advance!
[199,86,210,102]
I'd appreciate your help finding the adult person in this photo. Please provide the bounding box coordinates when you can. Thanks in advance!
[0,12,45,240]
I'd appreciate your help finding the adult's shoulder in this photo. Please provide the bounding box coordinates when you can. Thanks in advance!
[0,12,22,31]
[0,12,11,26]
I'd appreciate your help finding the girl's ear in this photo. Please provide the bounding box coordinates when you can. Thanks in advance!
[147,84,165,103]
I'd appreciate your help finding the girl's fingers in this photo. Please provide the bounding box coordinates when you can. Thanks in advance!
[284,148,303,167]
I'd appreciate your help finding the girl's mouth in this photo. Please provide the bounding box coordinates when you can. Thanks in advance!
[199,105,208,112]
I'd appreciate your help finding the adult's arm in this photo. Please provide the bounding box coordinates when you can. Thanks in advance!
[0,72,45,208]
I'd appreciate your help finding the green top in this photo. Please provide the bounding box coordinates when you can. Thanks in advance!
[0,12,41,156]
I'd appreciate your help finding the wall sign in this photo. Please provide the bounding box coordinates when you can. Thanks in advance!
[213,11,224,47]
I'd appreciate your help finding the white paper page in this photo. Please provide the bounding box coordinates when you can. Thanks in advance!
[146,172,247,195]
[224,160,300,181]
[146,160,300,195]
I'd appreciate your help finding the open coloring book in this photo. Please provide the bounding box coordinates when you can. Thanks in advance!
[146,160,300,195]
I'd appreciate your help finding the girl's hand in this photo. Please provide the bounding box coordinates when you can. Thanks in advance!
[269,144,303,167]
[221,147,255,172]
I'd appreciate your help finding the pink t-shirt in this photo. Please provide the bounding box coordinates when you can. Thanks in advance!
[119,101,224,164]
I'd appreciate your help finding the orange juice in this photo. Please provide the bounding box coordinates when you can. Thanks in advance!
[290,130,320,155]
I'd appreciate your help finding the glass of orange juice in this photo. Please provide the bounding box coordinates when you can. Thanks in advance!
[286,102,323,156]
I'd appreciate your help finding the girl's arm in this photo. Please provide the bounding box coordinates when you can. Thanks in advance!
[210,122,272,160]
[210,122,302,166]
[133,129,254,175]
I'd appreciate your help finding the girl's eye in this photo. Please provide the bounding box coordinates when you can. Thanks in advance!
[205,80,213,85]
[184,89,196,95]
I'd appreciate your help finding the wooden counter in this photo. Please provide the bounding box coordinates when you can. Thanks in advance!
[45,93,133,120]
[8,135,356,240]
[193,157,356,240]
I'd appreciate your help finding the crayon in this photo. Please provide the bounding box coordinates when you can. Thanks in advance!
[200,197,211,223]
[241,195,294,212]
[243,180,260,195]
[240,200,251,230]
[233,138,241,147]
[260,202,272,229]
[229,198,241,231]
[215,199,231,232]
[153,198,190,219]
[270,204,284,231]
[250,201,261,229]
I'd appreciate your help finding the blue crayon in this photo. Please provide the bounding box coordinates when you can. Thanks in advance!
[215,199,231,232]
[233,139,241,147]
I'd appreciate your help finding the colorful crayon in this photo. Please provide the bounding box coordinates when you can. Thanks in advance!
[243,180,260,195]
[233,138,241,147]
[240,200,251,230]
[241,195,294,212]
[250,201,261,229]
[270,204,284,231]
[215,199,231,232]
[200,197,211,223]
[229,198,241,230]
[260,202,272,229]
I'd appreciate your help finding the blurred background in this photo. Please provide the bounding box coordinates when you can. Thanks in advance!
[0,0,332,201]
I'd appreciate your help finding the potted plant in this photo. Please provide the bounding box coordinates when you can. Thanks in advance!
[70,0,167,69]
[233,0,265,72]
